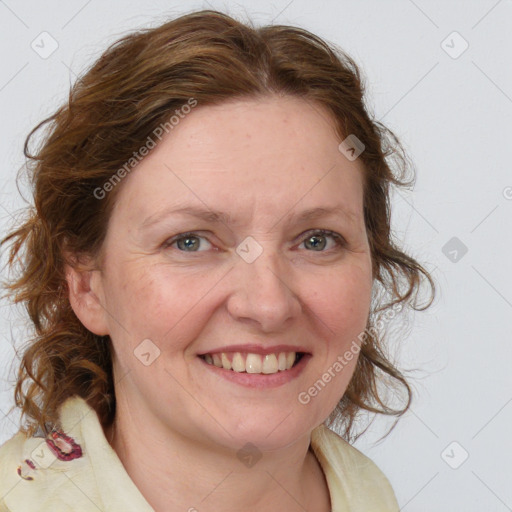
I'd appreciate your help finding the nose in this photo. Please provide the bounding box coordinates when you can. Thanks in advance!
[226,245,302,333]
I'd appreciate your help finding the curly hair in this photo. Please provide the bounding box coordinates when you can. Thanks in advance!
[0,9,435,443]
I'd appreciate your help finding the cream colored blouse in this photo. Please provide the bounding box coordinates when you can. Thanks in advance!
[0,396,399,511]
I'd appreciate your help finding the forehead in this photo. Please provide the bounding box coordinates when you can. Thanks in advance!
[110,95,366,228]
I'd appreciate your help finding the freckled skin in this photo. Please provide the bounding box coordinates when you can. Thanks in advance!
[69,95,373,512]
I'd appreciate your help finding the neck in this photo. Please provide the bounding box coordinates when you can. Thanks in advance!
[103,395,330,512]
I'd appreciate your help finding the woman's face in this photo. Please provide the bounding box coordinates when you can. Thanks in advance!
[86,95,373,451]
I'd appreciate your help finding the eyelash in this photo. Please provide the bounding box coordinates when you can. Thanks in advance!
[163,229,346,254]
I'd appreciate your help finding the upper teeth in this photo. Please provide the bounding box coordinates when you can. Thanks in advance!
[203,352,298,374]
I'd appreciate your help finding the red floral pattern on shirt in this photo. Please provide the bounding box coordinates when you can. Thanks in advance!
[45,429,83,461]
[16,429,83,481]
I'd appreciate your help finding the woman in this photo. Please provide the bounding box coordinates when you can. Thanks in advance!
[0,9,434,512]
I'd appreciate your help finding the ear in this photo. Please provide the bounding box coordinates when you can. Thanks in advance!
[64,253,110,336]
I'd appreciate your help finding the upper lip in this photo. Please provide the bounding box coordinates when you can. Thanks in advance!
[197,344,311,356]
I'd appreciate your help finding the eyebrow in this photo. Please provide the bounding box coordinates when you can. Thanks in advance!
[141,205,360,231]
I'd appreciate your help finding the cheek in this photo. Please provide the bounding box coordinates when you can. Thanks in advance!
[308,263,372,338]
[106,264,215,347]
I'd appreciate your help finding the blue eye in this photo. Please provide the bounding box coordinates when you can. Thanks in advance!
[298,230,345,252]
[164,229,345,253]
[166,233,212,252]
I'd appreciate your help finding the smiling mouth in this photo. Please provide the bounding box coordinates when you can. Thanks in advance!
[199,351,305,375]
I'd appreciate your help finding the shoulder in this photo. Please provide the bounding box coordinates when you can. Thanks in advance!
[0,413,94,511]
[0,396,154,512]
[310,424,400,512]
[0,431,28,510]
[0,430,49,494]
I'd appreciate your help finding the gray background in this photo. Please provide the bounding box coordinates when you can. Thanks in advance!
[1,1,511,510]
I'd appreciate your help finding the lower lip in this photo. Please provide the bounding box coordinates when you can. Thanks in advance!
[198,354,311,389]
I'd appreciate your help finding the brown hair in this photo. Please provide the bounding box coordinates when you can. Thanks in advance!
[1,9,435,443]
